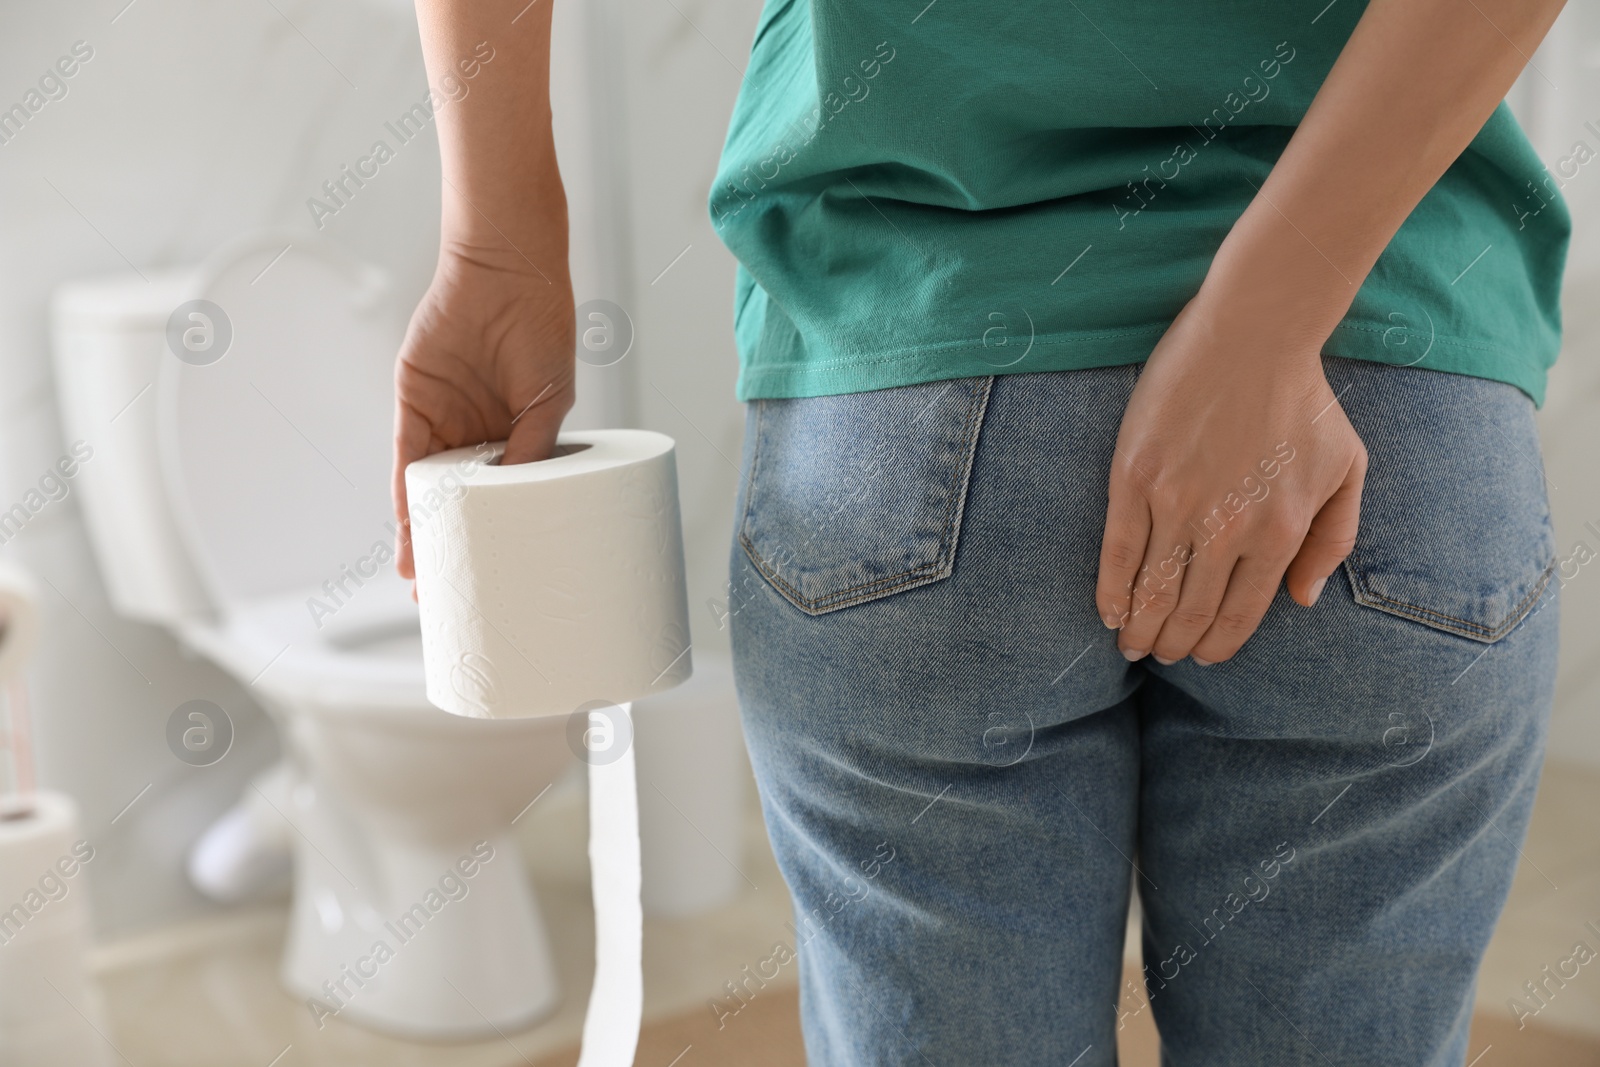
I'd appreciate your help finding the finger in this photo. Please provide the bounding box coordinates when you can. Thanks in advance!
[1116,524,1191,659]
[1285,455,1365,607]
[1096,486,1151,630]
[1149,545,1236,664]
[391,399,433,581]
[501,380,564,465]
[1190,554,1292,665]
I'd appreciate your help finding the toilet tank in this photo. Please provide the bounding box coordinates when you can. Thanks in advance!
[50,271,214,624]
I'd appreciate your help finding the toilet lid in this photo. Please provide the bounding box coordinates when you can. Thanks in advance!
[158,237,404,614]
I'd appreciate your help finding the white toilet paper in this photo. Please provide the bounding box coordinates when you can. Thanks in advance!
[407,430,693,1066]
[0,562,39,687]
[0,791,111,1067]
[634,656,747,918]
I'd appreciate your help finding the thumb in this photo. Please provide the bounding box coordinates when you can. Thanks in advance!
[1285,457,1365,608]
[500,394,564,466]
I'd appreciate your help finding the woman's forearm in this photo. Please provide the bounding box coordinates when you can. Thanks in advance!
[1200,0,1566,351]
[392,0,576,579]
[414,0,566,273]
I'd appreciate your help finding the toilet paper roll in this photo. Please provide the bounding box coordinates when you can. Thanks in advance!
[0,562,39,687]
[0,790,110,1067]
[0,793,96,961]
[407,431,692,719]
[407,430,694,1067]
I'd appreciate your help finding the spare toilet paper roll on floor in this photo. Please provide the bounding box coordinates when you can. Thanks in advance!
[407,430,693,1067]
[0,791,111,1067]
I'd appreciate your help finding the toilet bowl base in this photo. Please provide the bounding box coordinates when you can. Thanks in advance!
[279,827,560,1039]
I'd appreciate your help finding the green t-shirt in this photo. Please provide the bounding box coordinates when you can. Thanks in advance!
[708,0,1570,405]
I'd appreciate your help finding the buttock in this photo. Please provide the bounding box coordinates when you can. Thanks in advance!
[726,358,1557,749]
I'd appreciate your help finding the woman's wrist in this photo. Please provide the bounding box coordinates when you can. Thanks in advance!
[438,178,569,284]
[1188,206,1367,373]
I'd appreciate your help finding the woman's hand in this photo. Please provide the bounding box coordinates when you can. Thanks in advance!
[1086,0,1567,665]
[392,246,575,580]
[398,0,570,581]
[1094,295,1366,666]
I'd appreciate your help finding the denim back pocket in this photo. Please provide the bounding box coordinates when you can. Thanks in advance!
[1336,362,1557,643]
[739,376,993,615]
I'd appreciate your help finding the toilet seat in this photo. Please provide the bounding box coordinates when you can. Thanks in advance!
[179,572,428,713]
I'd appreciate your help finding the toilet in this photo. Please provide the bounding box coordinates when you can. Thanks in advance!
[49,236,572,1038]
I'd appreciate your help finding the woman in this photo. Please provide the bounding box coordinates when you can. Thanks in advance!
[393,1,1571,1062]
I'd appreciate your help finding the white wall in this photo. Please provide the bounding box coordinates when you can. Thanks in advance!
[1514,4,1600,771]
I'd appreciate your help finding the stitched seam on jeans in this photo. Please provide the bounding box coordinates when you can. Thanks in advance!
[740,377,991,614]
[744,379,982,608]
[1353,557,1550,634]
[780,375,992,612]
[752,555,952,612]
[737,398,769,554]
[1344,553,1556,641]
[741,532,946,604]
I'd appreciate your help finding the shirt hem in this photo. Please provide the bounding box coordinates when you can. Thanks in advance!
[733,320,1549,408]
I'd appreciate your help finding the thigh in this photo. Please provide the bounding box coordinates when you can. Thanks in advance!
[725,369,1146,1066]
[1135,358,1559,1067]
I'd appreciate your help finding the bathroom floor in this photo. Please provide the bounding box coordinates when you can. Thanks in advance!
[95,761,1600,1066]
[93,769,797,1067]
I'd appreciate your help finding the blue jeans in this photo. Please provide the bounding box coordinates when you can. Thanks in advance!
[725,359,1558,1066]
